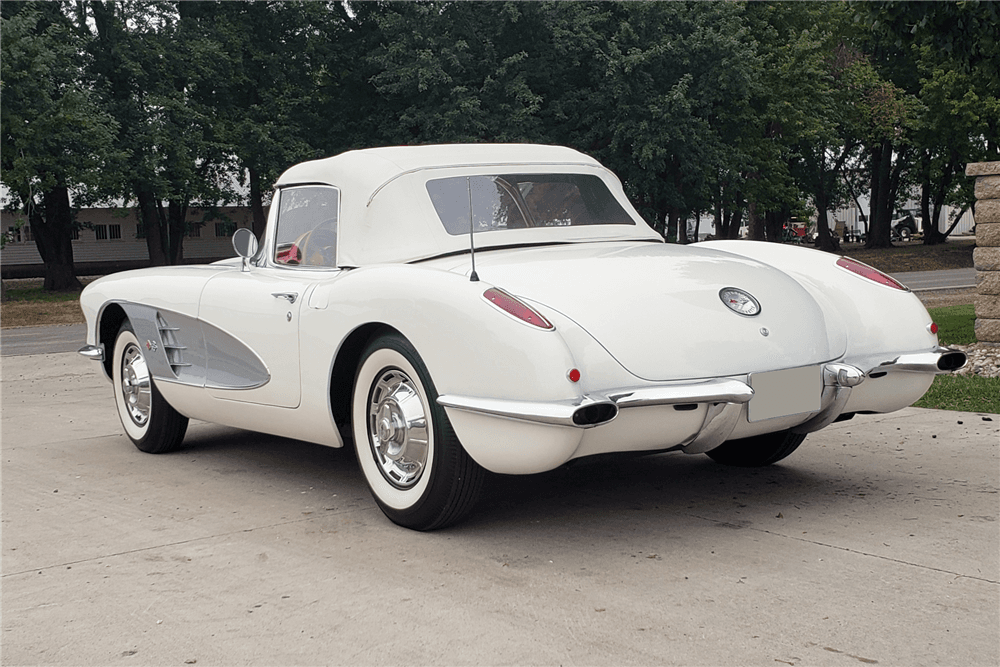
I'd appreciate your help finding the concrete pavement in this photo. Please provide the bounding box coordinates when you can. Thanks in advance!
[2,350,998,666]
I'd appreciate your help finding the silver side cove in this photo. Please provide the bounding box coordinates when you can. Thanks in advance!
[79,302,270,391]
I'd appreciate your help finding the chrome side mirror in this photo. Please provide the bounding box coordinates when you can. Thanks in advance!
[232,228,259,272]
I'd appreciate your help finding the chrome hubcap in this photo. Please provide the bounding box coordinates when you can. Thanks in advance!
[368,369,428,488]
[121,343,151,427]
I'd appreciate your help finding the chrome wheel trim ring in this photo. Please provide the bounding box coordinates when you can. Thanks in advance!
[367,368,429,489]
[121,343,151,427]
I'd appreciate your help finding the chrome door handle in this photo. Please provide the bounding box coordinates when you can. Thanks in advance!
[271,292,298,304]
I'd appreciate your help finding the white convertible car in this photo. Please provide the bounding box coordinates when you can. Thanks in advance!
[80,144,966,530]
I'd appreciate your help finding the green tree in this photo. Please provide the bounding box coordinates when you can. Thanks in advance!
[207,1,333,237]
[85,0,236,265]
[360,1,544,145]
[546,2,757,242]
[1,2,119,290]
[853,0,1000,247]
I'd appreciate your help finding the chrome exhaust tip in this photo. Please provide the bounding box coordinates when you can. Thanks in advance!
[937,351,968,372]
[572,402,618,427]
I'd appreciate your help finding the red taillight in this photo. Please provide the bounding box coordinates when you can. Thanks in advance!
[929,323,939,334]
[836,257,908,290]
[568,369,581,382]
[483,288,554,330]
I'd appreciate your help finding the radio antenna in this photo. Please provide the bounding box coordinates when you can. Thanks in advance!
[467,176,479,282]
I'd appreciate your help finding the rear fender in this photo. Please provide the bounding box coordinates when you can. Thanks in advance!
[700,241,938,356]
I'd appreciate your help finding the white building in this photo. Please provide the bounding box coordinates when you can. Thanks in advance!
[1,205,254,278]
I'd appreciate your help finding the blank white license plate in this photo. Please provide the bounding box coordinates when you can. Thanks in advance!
[747,366,822,423]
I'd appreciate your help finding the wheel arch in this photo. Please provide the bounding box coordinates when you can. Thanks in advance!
[98,302,128,379]
[329,322,400,441]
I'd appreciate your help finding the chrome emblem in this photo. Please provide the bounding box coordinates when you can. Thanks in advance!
[145,340,158,352]
[719,288,761,317]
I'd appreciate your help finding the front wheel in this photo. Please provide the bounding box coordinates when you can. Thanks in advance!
[706,429,806,467]
[112,322,188,453]
[352,333,484,530]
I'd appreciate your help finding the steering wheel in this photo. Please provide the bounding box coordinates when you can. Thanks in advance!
[300,219,338,267]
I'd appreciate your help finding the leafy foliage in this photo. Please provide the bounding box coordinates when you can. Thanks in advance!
[2,0,996,285]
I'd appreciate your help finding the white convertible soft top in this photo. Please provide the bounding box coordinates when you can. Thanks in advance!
[274,144,662,267]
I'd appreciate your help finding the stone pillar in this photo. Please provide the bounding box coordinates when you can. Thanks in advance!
[967,162,1000,345]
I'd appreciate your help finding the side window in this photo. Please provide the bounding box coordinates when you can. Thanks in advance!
[273,185,340,267]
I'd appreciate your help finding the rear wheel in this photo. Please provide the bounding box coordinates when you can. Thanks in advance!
[706,429,806,467]
[352,333,484,530]
[112,322,188,453]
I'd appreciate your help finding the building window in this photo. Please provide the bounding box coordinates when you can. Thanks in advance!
[215,221,236,238]
[136,223,145,239]
[70,227,79,240]
[188,223,200,238]
[95,224,108,240]
[109,224,121,240]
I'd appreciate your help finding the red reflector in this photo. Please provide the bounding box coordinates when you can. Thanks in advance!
[930,323,939,334]
[483,288,554,330]
[568,369,581,382]
[836,257,907,290]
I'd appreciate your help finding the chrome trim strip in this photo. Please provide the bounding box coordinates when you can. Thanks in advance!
[78,344,105,362]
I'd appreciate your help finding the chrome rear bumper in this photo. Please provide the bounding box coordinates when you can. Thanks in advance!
[442,348,963,455]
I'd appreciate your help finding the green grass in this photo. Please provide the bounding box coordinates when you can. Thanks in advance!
[929,304,976,345]
[912,304,1000,414]
[913,375,1000,413]
[3,281,83,303]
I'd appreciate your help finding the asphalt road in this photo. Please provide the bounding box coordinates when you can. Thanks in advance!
[2,350,998,666]
[1,323,87,357]
[890,267,977,291]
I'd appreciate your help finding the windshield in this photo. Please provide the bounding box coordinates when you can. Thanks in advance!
[427,174,636,235]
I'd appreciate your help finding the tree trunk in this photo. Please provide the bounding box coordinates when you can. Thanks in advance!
[249,166,268,238]
[666,207,679,243]
[138,188,168,266]
[166,200,187,264]
[865,141,895,249]
[921,152,954,246]
[727,207,744,240]
[813,168,840,253]
[28,186,83,292]
[672,206,686,244]
[747,200,764,240]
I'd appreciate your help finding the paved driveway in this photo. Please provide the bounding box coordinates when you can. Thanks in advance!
[2,350,998,666]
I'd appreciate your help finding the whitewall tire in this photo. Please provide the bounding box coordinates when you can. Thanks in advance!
[112,322,188,454]
[352,333,484,530]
